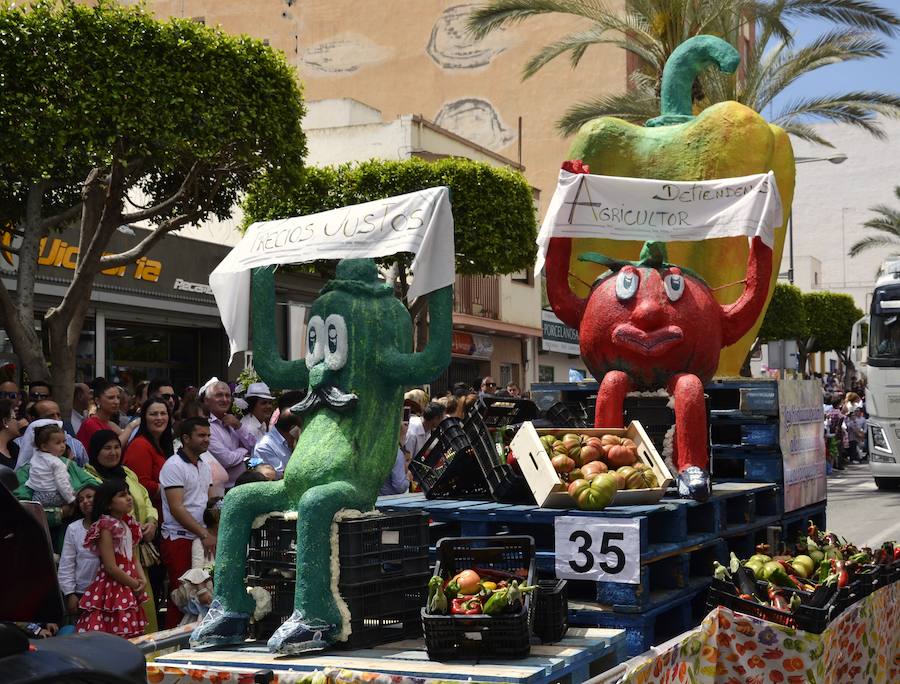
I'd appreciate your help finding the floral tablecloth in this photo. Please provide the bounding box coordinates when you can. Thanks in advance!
[622,582,900,684]
[146,664,487,684]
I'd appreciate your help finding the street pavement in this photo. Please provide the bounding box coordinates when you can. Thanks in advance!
[825,462,900,547]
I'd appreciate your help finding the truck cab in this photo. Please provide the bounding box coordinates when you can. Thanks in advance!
[864,262,900,489]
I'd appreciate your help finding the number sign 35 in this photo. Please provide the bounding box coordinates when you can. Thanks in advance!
[554,517,640,584]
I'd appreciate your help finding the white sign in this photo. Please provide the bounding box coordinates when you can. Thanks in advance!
[535,170,782,277]
[778,379,826,512]
[541,309,580,355]
[209,187,456,361]
[554,516,641,584]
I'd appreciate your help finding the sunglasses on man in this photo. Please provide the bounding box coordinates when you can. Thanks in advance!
[0,391,18,400]
[29,391,50,400]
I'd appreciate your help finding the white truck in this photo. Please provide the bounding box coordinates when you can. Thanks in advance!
[861,259,900,489]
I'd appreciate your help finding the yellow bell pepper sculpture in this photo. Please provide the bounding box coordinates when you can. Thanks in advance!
[564,35,795,376]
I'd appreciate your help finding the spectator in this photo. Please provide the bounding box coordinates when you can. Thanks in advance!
[241,382,275,442]
[0,380,20,415]
[404,389,428,415]
[124,398,174,518]
[0,398,21,469]
[75,479,148,638]
[71,383,91,435]
[24,422,75,512]
[253,463,278,481]
[506,382,521,398]
[404,401,445,459]
[160,417,214,628]
[148,378,178,418]
[58,483,101,620]
[133,381,150,410]
[201,378,255,488]
[27,379,52,403]
[17,399,88,467]
[381,417,410,496]
[480,376,497,396]
[84,429,159,632]
[251,412,299,476]
[76,381,139,450]
[825,397,846,471]
[847,408,868,464]
[232,469,267,487]
[117,386,136,427]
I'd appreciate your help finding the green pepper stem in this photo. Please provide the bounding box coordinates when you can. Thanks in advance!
[646,35,740,128]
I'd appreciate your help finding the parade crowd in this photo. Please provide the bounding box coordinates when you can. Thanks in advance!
[0,371,522,641]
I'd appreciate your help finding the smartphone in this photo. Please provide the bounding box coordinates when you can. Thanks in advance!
[402,406,411,422]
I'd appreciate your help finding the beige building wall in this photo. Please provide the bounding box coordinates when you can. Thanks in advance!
[145,0,628,212]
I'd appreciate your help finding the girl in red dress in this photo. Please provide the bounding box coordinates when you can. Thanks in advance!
[76,478,148,638]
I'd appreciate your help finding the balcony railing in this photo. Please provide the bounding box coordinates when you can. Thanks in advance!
[453,274,500,320]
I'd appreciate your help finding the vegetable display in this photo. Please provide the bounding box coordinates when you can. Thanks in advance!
[425,567,536,617]
[540,432,661,511]
[712,522,899,627]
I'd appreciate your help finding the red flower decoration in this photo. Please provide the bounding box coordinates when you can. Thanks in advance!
[763,648,784,660]
[769,671,784,683]
[748,655,766,669]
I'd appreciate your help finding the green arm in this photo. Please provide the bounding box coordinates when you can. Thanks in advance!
[251,266,309,390]
[379,286,452,386]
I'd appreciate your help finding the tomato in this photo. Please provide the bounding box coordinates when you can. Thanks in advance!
[607,444,637,468]
[569,473,618,510]
[452,569,482,595]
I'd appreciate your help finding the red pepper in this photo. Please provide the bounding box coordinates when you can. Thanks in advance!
[451,597,483,615]
[767,585,789,611]
[808,521,818,539]
[894,546,900,562]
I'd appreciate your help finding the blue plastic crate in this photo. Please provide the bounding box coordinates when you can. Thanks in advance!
[744,458,783,481]
[741,423,779,447]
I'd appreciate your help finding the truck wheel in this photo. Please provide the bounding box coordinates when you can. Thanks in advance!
[874,477,900,490]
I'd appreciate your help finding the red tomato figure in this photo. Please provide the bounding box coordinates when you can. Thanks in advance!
[546,160,773,501]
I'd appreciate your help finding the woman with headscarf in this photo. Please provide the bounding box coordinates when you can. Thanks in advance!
[85,429,159,633]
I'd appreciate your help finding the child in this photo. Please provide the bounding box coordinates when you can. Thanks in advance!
[75,479,148,637]
[58,484,101,619]
[191,505,220,571]
[170,568,213,625]
[25,422,76,513]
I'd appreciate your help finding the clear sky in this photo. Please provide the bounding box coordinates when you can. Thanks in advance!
[769,16,900,119]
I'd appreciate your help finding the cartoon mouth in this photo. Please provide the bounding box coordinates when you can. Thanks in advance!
[612,324,684,357]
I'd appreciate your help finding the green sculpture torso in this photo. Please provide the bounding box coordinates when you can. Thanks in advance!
[192,258,451,653]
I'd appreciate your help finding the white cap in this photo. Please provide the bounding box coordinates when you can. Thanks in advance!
[245,382,274,400]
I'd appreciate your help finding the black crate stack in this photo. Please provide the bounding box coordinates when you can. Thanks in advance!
[247,511,430,648]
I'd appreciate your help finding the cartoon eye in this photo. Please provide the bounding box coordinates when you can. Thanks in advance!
[664,274,684,302]
[305,316,325,368]
[324,314,348,371]
[616,270,639,301]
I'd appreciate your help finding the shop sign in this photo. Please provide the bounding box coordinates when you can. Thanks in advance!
[451,332,493,359]
[779,379,826,512]
[554,516,640,584]
[541,309,580,355]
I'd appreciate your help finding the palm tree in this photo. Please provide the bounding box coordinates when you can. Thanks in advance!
[849,186,900,257]
[467,0,900,143]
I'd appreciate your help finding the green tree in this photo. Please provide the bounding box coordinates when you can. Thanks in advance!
[467,0,900,143]
[757,283,809,342]
[802,291,863,381]
[848,185,900,258]
[0,1,306,412]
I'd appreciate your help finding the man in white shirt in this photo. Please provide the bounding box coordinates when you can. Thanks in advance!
[160,417,214,628]
[70,383,91,435]
[251,412,299,475]
[404,402,446,459]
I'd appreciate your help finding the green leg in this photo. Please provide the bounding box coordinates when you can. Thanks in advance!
[267,480,367,653]
[215,479,290,613]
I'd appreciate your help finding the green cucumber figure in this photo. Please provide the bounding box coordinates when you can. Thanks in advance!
[191,258,451,653]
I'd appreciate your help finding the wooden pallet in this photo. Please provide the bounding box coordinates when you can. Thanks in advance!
[152,627,627,684]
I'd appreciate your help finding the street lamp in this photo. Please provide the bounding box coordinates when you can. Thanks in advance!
[782,152,848,283]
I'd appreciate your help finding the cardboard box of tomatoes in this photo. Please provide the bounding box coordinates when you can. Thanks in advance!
[510,421,673,510]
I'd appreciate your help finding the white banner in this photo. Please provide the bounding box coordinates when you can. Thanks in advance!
[534,170,782,277]
[209,187,455,361]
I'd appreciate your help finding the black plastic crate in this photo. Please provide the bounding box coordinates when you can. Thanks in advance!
[534,579,568,644]
[475,396,539,428]
[543,402,588,428]
[423,536,536,660]
[248,572,428,648]
[409,417,491,500]
[248,512,429,584]
[338,512,430,584]
[706,578,830,634]
[464,410,532,503]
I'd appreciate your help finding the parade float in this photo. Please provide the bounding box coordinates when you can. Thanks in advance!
[141,35,898,684]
